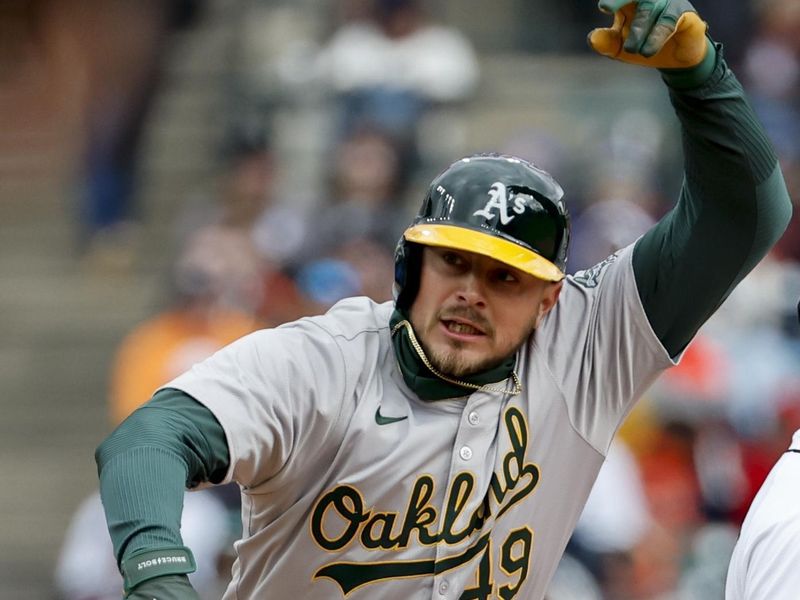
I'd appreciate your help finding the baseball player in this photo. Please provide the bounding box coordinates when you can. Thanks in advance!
[725,301,800,600]
[96,1,793,598]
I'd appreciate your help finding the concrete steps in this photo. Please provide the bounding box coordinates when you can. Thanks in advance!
[0,1,236,595]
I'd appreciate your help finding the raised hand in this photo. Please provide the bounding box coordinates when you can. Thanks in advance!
[588,0,710,70]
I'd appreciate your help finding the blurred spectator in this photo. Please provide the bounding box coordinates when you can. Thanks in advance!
[333,237,396,303]
[692,421,749,520]
[173,127,312,326]
[574,440,653,556]
[741,1,800,264]
[294,257,363,316]
[742,1,800,115]
[613,523,684,600]
[177,125,310,268]
[707,254,800,337]
[585,418,706,600]
[289,238,396,318]
[71,0,204,269]
[654,335,731,411]
[546,553,603,600]
[690,0,756,68]
[565,109,669,272]
[244,142,310,267]
[215,127,278,231]
[679,523,738,599]
[297,125,413,261]
[109,225,261,423]
[262,125,411,320]
[569,198,656,273]
[724,381,800,527]
[680,255,800,514]
[567,439,654,597]
[225,0,478,204]
[640,420,704,532]
[225,0,325,113]
[499,128,577,198]
[315,0,479,137]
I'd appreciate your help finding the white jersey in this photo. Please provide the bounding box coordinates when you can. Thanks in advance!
[166,243,674,599]
[726,430,800,600]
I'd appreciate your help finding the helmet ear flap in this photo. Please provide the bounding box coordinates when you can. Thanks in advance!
[393,240,423,312]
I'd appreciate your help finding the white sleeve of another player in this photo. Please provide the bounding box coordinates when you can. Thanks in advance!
[726,449,800,600]
[535,243,676,454]
[163,318,353,489]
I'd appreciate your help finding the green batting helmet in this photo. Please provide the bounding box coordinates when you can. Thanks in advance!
[394,154,570,310]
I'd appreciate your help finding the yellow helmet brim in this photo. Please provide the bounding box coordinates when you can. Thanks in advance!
[404,223,565,282]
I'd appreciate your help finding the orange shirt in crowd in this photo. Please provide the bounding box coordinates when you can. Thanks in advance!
[109,308,259,425]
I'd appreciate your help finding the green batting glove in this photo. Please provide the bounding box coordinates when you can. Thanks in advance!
[588,0,716,84]
[126,574,201,599]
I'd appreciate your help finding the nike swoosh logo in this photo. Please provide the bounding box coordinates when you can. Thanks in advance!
[375,406,408,426]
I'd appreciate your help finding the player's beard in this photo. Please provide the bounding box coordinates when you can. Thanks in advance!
[415,308,538,379]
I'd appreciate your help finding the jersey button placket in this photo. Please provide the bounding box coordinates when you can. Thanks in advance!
[434,394,501,598]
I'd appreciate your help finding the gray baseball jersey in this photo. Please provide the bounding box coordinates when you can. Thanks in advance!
[166,243,675,599]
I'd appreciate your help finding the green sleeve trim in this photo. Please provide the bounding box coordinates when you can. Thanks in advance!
[660,38,717,90]
[122,546,196,593]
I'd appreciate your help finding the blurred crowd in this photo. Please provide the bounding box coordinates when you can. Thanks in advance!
[16,0,795,598]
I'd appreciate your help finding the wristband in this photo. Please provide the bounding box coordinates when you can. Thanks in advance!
[659,38,719,90]
[121,546,197,594]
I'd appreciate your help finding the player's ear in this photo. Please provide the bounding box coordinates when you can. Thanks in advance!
[535,280,563,326]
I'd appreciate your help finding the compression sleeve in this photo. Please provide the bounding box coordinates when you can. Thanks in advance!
[633,46,793,357]
[95,388,230,568]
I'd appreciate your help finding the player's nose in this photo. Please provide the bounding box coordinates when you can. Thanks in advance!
[455,273,487,308]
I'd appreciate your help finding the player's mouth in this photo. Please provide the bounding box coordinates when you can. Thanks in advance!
[440,317,487,340]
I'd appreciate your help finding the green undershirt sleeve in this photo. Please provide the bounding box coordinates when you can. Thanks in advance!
[94,388,230,577]
[633,47,793,357]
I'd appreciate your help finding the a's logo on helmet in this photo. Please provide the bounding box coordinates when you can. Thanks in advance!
[472,182,529,225]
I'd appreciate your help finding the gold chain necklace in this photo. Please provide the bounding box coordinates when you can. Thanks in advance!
[391,320,522,396]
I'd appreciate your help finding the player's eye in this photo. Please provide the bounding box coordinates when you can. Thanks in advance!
[495,269,518,283]
[441,251,465,267]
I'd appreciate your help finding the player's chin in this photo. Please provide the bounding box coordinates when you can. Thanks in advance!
[433,347,501,378]
[434,338,491,366]
[454,341,524,377]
